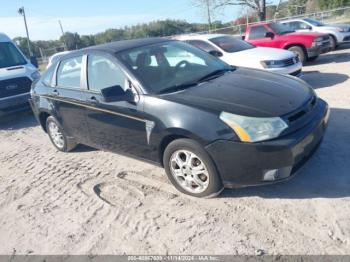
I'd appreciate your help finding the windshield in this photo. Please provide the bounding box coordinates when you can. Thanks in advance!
[270,22,295,35]
[304,18,325,27]
[0,42,27,69]
[209,36,255,53]
[117,41,231,94]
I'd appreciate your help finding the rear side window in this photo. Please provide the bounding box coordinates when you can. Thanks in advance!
[249,26,268,40]
[57,56,82,88]
[87,54,126,92]
[186,40,217,52]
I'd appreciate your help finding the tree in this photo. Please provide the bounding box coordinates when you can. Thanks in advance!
[191,0,220,31]
[215,0,269,21]
[60,32,81,50]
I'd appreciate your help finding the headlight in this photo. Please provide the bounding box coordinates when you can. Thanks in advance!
[31,71,41,80]
[260,60,285,68]
[220,112,288,143]
[336,28,346,32]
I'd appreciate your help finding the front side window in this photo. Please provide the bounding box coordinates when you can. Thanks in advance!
[118,41,230,94]
[57,56,82,88]
[287,21,310,30]
[0,42,27,69]
[249,26,268,39]
[210,36,255,53]
[87,54,126,92]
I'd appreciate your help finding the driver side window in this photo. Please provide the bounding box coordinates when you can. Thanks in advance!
[87,54,127,92]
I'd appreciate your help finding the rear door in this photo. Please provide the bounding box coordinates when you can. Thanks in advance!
[81,52,149,158]
[51,55,90,143]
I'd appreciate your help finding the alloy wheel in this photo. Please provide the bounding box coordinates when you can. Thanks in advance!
[48,121,65,149]
[169,150,209,194]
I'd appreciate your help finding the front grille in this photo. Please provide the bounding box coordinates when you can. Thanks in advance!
[0,77,32,99]
[287,95,317,123]
[282,56,299,67]
[321,35,330,41]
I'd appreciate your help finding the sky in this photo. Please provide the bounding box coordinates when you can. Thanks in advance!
[0,0,250,41]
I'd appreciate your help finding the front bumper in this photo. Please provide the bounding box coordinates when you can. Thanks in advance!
[0,92,30,111]
[206,99,329,188]
[307,42,331,58]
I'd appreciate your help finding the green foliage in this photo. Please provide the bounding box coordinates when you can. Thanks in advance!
[14,19,228,59]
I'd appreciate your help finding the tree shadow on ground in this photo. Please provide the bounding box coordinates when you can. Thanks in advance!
[301,71,348,89]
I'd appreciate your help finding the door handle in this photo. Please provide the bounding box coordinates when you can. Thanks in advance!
[86,96,99,105]
[52,89,59,96]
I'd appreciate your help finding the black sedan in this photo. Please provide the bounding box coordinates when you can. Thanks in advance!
[30,38,330,198]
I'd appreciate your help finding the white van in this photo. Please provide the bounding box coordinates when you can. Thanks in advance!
[0,33,40,114]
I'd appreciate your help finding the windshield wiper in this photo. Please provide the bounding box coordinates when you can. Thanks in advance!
[158,82,198,94]
[197,68,234,83]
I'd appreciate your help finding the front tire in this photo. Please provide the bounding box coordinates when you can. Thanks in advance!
[288,46,306,65]
[46,116,77,152]
[163,139,224,198]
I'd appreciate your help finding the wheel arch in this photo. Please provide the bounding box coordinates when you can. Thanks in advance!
[158,128,207,167]
[38,111,51,132]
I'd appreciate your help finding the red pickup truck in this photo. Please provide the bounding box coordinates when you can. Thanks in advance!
[244,22,331,64]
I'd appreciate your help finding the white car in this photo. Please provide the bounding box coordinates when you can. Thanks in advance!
[282,18,350,50]
[176,34,302,77]
[0,33,40,114]
[46,51,71,69]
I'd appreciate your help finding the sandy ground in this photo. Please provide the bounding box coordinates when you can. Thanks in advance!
[0,45,350,256]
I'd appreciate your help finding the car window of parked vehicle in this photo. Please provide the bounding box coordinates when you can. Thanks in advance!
[287,21,310,30]
[0,42,27,69]
[117,41,230,94]
[209,36,255,53]
[269,23,295,35]
[56,56,82,88]
[186,40,218,52]
[304,18,324,27]
[41,65,55,87]
[87,54,127,92]
[249,26,269,39]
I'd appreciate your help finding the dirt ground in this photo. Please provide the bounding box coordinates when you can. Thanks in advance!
[0,45,350,255]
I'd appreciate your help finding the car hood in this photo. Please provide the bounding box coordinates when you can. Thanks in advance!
[285,31,325,38]
[324,24,350,31]
[229,46,295,61]
[160,68,314,118]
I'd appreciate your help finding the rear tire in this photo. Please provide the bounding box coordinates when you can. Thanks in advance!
[288,46,306,65]
[46,116,77,152]
[163,138,224,198]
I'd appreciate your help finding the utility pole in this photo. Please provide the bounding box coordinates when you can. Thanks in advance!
[18,7,33,57]
[206,0,212,32]
[58,20,67,51]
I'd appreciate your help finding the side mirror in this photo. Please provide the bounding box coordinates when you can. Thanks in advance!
[208,50,223,57]
[30,56,38,68]
[307,25,312,30]
[265,32,275,39]
[101,85,134,103]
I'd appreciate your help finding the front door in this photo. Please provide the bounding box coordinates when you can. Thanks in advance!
[82,53,150,159]
[53,55,90,144]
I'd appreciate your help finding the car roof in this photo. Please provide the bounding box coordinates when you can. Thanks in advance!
[175,33,227,41]
[281,18,306,23]
[0,33,12,42]
[84,37,172,53]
